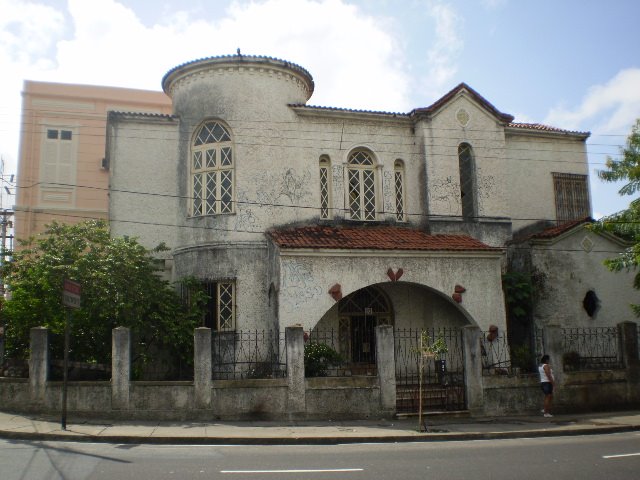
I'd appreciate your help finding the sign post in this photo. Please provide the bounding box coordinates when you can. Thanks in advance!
[61,279,81,430]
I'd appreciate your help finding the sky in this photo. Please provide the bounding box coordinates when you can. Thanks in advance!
[0,0,639,218]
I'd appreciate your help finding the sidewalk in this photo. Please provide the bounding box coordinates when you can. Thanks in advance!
[1,410,639,445]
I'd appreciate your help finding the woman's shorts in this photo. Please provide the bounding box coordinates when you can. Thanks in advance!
[541,382,553,395]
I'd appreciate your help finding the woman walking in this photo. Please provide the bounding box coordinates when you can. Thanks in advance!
[539,355,555,417]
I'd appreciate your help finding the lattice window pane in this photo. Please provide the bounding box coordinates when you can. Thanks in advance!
[205,172,217,215]
[319,165,329,219]
[212,123,231,142]
[206,149,216,168]
[218,283,235,331]
[363,170,376,220]
[395,170,405,221]
[195,122,231,145]
[220,171,233,213]
[349,150,373,166]
[193,151,202,170]
[193,174,203,215]
[221,147,233,166]
[348,169,362,219]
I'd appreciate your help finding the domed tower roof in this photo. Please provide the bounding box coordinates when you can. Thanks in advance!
[161,53,315,101]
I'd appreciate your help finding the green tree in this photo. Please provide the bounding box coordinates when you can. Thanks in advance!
[593,118,640,315]
[1,220,205,375]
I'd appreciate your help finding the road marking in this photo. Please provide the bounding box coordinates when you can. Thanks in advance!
[221,468,364,473]
[603,453,640,459]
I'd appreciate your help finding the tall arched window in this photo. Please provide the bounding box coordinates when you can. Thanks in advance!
[348,149,377,221]
[458,143,477,220]
[191,121,234,216]
[394,159,406,222]
[319,156,331,219]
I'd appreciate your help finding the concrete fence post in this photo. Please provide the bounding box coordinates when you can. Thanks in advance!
[618,321,639,403]
[618,321,639,368]
[375,325,396,413]
[111,326,131,410]
[462,325,483,414]
[285,325,305,415]
[29,327,49,405]
[194,327,212,409]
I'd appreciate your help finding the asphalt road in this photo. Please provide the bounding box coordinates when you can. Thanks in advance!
[2,432,639,480]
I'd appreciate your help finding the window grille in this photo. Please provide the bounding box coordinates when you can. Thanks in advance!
[197,281,236,331]
[394,160,405,222]
[348,149,376,221]
[191,121,234,216]
[552,173,590,223]
[319,157,331,219]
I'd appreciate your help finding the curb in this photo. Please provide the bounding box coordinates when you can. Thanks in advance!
[1,424,638,445]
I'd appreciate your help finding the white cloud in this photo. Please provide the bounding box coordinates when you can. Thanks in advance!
[544,68,640,135]
[0,0,408,175]
[422,1,463,97]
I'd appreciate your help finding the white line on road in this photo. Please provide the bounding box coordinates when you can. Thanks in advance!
[221,468,364,473]
[603,453,640,459]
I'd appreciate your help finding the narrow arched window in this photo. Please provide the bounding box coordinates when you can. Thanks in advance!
[319,156,331,219]
[394,159,406,222]
[458,143,477,220]
[191,121,234,216]
[348,149,377,221]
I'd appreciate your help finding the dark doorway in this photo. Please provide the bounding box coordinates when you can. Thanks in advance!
[350,315,376,363]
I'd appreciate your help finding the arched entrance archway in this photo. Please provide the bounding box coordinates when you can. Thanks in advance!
[337,285,392,365]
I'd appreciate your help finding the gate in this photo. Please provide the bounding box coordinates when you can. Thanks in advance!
[394,328,466,413]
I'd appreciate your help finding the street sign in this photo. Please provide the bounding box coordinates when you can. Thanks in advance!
[62,279,81,309]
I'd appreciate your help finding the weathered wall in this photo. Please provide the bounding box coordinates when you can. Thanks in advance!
[305,377,383,418]
[108,115,181,263]
[505,132,589,234]
[173,244,271,330]
[277,252,506,333]
[422,93,509,222]
[530,229,636,328]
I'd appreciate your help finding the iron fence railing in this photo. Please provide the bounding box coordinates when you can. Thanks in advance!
[394,328,464,382]
[212,330,286,380]
[562,327,623,371]
[306,328,377,377]
[394,327,465,412]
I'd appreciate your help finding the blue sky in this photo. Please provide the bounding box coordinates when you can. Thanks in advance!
[1,0,639,217]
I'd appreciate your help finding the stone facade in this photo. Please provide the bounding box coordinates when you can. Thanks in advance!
[106,53,626,359]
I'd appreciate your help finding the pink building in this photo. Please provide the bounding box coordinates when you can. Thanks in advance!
[14,80,172,243]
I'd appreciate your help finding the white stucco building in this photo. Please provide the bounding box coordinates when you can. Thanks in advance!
[105,54,632,366]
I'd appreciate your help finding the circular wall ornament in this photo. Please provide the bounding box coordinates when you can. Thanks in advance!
[456,108,470,127]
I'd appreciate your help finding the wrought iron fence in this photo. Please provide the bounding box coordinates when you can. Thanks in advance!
[562,327,623,371]
[480,330,540,376]
[480,330,511,375]
[212,330,286,380]
[394,328,465,412]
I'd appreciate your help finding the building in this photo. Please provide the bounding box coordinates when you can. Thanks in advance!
[104,53,635,366]
[14,80,172,244]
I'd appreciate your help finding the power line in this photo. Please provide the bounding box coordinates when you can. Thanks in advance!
[11,209,635,257]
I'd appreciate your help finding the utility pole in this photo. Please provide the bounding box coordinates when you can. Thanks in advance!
[0,209,12,367]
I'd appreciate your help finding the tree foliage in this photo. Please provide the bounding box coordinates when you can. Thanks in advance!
[592,118,640,315]
[1,220,206,372]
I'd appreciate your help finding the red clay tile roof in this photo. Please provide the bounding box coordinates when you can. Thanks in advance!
[530,218,593,240]
[507,122,590,138]
[268,225,499,251]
